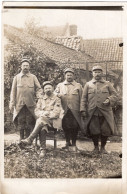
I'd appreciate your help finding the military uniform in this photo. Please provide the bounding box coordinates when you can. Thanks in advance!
[55,68,83,148]
[21,81,62,152]
[80,65,118,153]
[9,62,42,140]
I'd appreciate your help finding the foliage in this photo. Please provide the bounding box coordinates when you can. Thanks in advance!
[24,17,40,36]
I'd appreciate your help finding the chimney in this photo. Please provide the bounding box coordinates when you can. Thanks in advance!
[70,25,77,36]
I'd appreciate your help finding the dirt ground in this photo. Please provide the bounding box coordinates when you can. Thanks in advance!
[4,133,122,153]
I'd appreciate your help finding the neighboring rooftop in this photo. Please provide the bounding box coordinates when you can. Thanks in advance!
[4,25,93,70]
[82,38,123,62]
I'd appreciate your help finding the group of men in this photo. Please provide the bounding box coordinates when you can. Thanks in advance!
[9,58,118,157]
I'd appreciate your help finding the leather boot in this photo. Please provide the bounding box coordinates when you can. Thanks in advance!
[92,146,100,154]
[62,142,71,149]
[39,129,47,150]
[92,135,100,154]
[21,121,42,145]
[40,149,46,158]
[100,136,108,154]
[21,137,33,145]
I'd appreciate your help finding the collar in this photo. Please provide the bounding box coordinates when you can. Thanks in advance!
[92,78,105,83]
[64,80,75,85]
[19,71,31,77]
[43,93,55,100]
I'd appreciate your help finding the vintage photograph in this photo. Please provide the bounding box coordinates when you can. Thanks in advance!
[3,2,123,180]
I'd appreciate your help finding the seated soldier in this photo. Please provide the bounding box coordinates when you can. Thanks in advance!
[21,81,62,157]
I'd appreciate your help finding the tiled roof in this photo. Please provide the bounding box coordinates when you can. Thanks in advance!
[4,25,93,70]
[83,38,123,62]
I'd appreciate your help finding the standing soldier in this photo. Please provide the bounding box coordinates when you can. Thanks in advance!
[55,68,83,151]
[9,58,42,141]
[80,65,118,154]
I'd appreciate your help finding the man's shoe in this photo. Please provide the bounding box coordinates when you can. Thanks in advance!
[100,148,108,154]
[21,138,32,145]
[40,149,46,158]
[62,142,71,149]
[68,146,80,153]
[92,147,100,154]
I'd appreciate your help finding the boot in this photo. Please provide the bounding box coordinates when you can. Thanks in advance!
[21,122,42,145]
[100,147,108,154]
[91,135,100,154]
[40,149,46,158]
[100,136,108,154]
[92,146,100,154]
[21,137,33,145]
[19,128,24,141]
[62,142,71,149]
[39,129,47,150]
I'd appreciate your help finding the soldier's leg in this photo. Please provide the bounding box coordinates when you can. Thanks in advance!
[39,129,47,149]
[25,108,35,138]
[100,117,111,154]
[70,114,79,146]
[89,115,101,154]
[17,107,26,141]
[39,129,47,157]
[62,112,72,149]
[21,118,46,145]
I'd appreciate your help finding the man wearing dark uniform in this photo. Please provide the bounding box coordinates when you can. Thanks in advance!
[80,65,118,154]
[55,68,83,151]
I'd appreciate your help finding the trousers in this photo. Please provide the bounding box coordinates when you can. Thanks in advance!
[62,109,79,146]
[17,105,35,139]
[89,115,112,137]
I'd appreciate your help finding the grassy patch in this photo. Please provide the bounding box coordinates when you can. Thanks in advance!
[4,143,122,178]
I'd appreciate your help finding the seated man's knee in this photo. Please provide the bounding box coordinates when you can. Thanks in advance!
[36,118,44,127]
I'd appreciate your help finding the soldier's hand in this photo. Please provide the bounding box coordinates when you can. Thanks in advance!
[57,93,62,98]
[103,99,110,106]
[41,111,49,117]
[81,111,87,120]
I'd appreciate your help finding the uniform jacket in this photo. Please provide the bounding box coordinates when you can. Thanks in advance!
[80,78,118,135]
[55,80,83,129]
[9,71,42,121]
[35,93,62,130]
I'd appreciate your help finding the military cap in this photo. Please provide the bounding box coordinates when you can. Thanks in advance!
[92,65,103,71]
[21,58,30,64]
[43,81,53,88]
[64,67,74,74]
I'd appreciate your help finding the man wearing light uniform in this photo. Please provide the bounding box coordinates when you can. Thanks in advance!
[9,58,42,141]
[21,81,62,157]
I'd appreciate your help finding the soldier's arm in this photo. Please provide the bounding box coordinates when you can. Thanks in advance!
[34,75,43,98]
[78,84,83,101]
[50,97,62,119]
[80,83,88,113]
[54,83,63,98]
[9,76,17,111]
[34,99,43,118]
[107,82,118,107]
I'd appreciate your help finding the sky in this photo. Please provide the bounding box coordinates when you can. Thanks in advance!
[2,8,123,39]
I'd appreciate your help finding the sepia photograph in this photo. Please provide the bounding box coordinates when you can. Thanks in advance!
[3,1,123,180]
[1,1,127,193]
